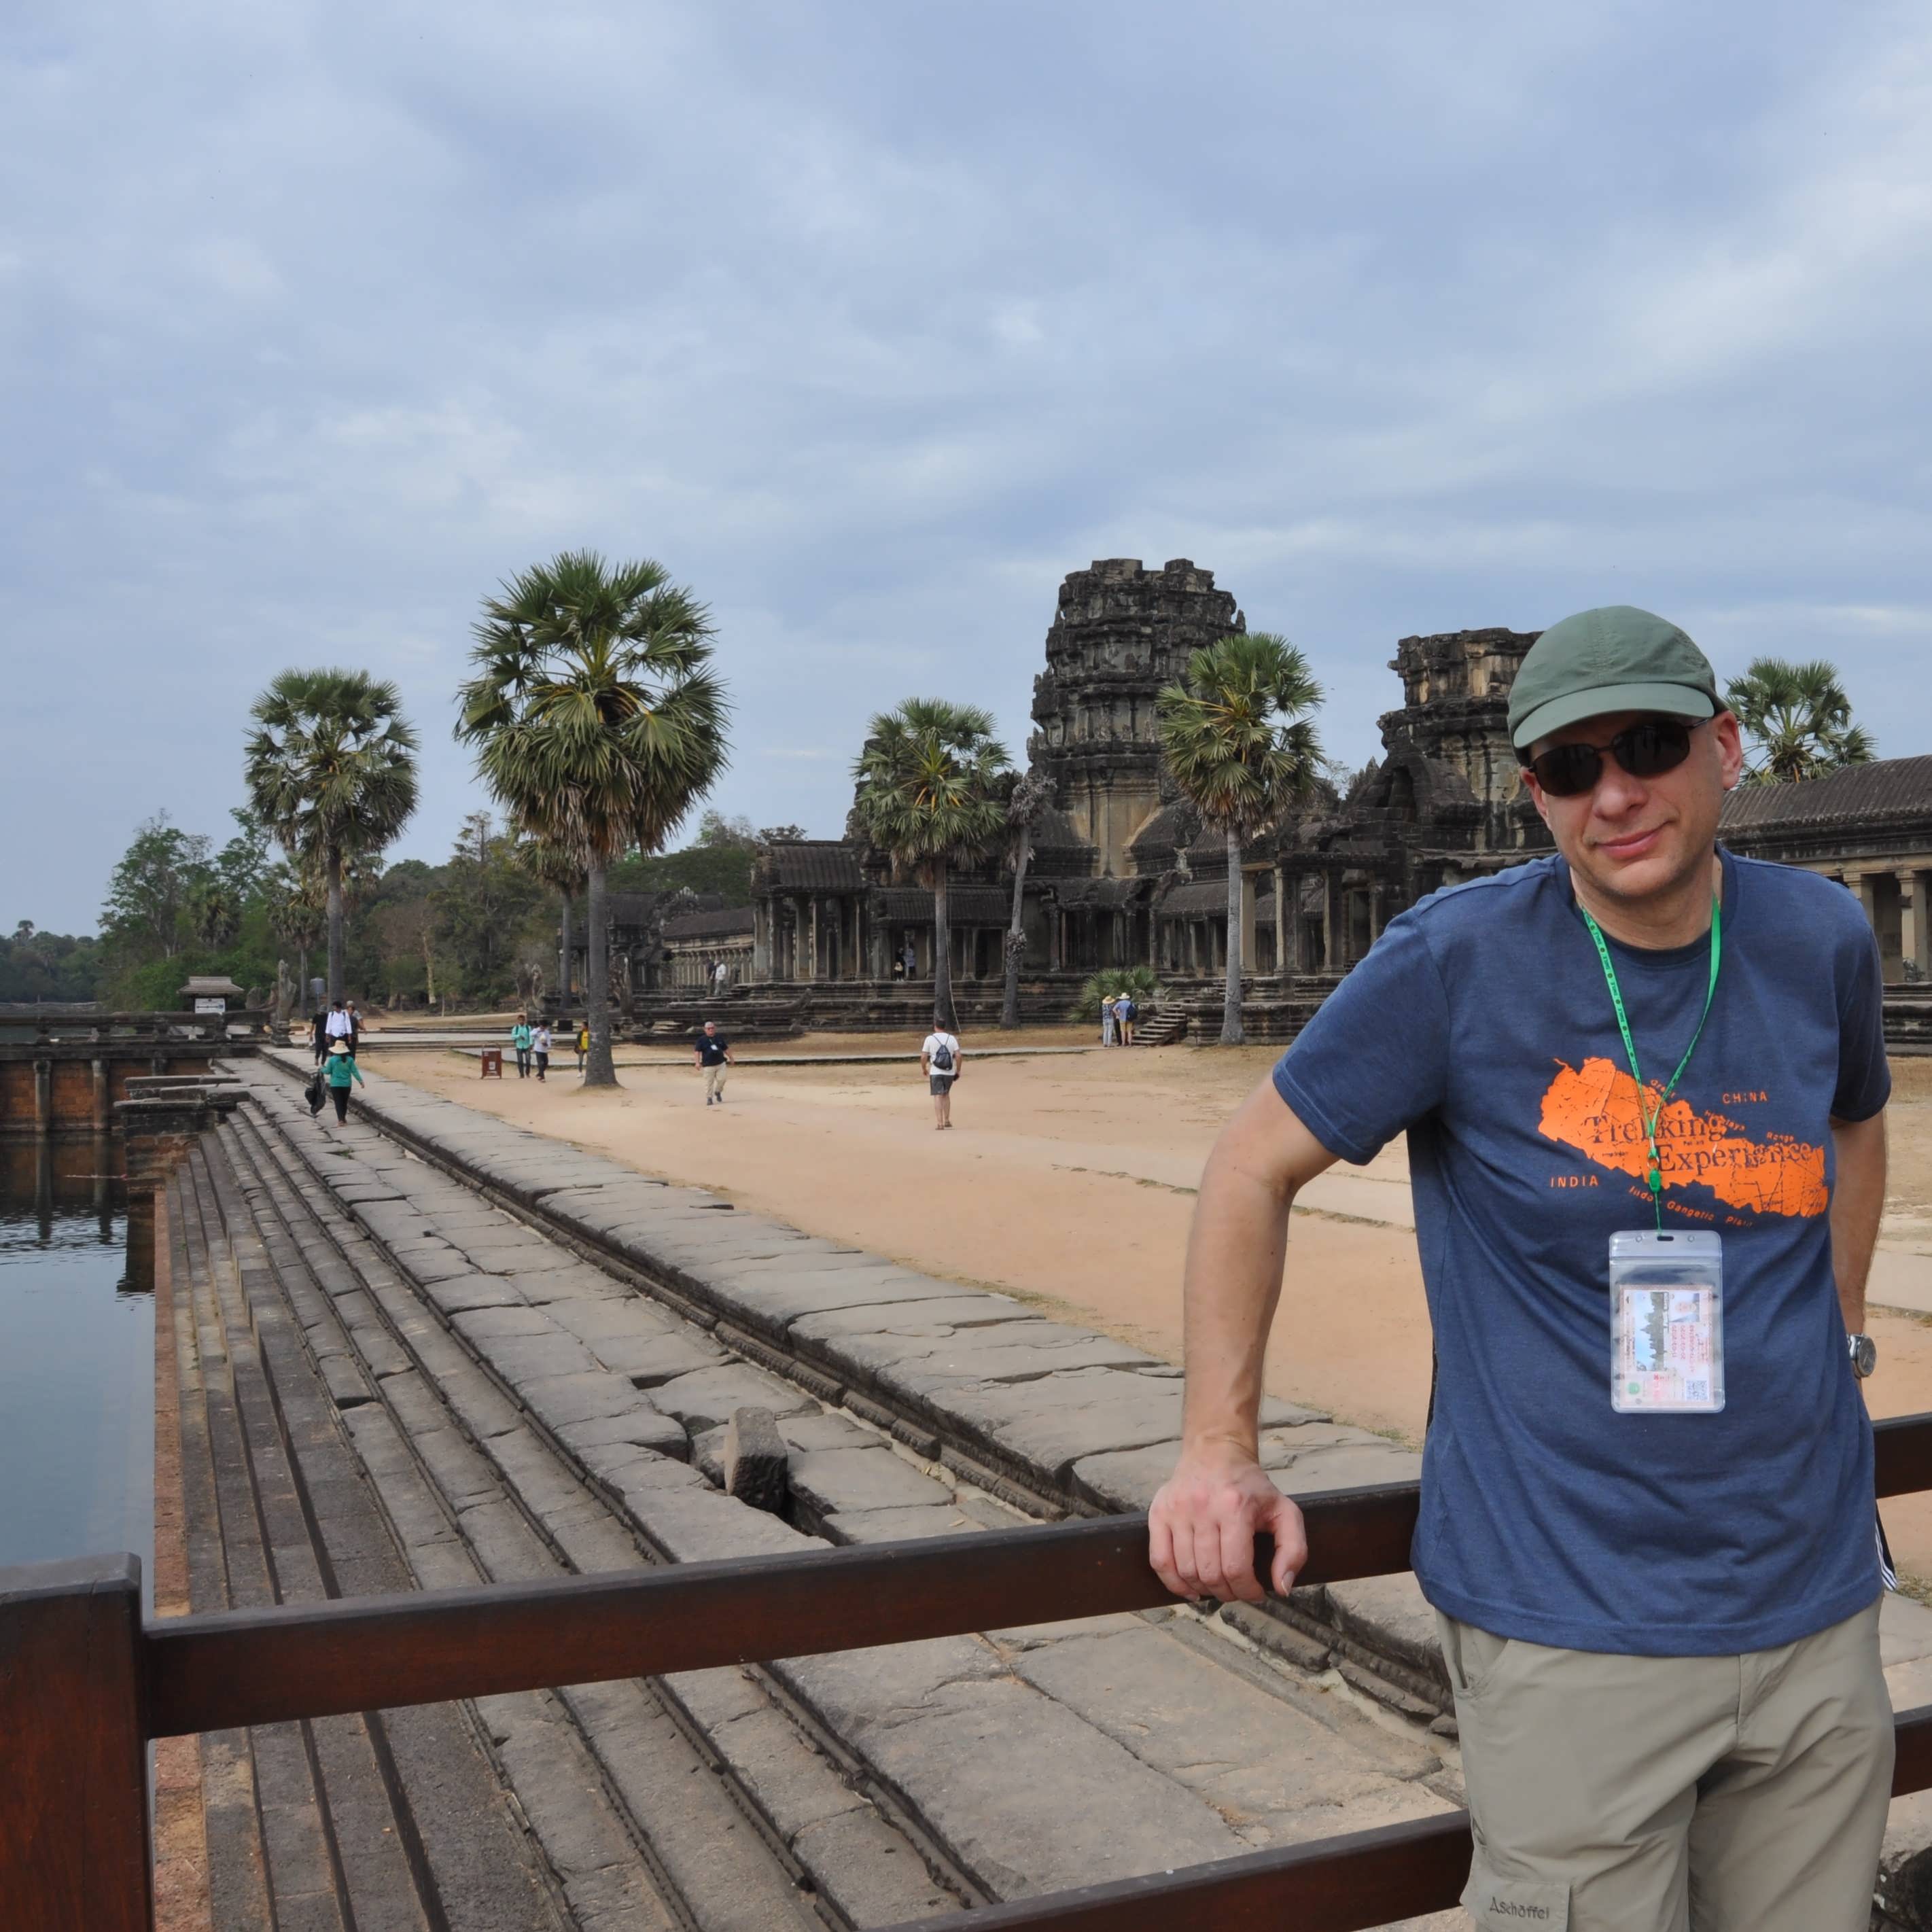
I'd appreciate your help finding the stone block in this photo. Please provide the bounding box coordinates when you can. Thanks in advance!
[1011,1624,1445,1842]
[821,1505,985,1545]
[723,1407,789,1514]
[480,1331,600,1388]
[421,1274,529,1316]
[779,1668,1245,1897]
[649,1365,818,1437]
[617,1478,818,1566]
[1324,1574,1447,1690]
[596,1331,730,1386]
[450,1305,556,1343]
[556,1408,692,1461]
[790,1808,957,1925]
[786,1447,955,1521]
[519,1369,661,1433]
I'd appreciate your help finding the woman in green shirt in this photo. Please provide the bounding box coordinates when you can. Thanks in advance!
[322,1041,365,1123]
[510,1013,533,1078]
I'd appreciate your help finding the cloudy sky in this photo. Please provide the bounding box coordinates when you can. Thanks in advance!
[6,1,1931,933]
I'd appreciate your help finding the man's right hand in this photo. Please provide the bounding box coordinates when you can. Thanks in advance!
[1148,1447,1307,1604]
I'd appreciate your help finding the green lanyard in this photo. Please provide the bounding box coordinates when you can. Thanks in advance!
[1577,895,1722,1231]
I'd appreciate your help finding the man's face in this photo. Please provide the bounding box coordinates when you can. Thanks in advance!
[1522,708,1744,906]
[703,1023,715,1036]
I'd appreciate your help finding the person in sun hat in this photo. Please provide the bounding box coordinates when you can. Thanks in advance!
[1151,605,1893,1929]
[320,1038,366,1124]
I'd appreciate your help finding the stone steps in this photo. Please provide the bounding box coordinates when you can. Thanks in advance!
[160,1144,572,1932]
[228,1066,1468,1924]
[245,1049,1445,1719]
[219,1105,964,1931]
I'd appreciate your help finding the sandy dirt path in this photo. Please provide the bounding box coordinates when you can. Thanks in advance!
[374,1037,1932,1580]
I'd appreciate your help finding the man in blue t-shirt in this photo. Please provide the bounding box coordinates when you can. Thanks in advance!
[1150,607,1893,1930]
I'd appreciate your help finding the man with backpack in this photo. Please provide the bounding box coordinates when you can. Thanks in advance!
[1115,989,1137,1047]
[920,1013,962,1130]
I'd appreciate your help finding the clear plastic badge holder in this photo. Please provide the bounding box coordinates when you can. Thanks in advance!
[1610,1229,1725,1415]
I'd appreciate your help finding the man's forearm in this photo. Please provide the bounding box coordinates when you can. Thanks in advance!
[1179,1156,1293,1458]
[1829,1110,1887,1334]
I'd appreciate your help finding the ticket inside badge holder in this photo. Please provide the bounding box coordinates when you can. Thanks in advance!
[1610,1229,1725,1414]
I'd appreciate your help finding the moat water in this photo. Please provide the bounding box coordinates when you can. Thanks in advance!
[0,1140,153,1596]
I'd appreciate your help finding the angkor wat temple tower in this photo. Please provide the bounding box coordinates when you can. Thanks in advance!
[1378,627,1544,853]
[1025,559,1244,877]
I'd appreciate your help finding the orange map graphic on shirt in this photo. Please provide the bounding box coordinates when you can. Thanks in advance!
[1538,1057,1827,1218]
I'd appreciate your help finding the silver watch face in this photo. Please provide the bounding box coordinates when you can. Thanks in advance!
[1850,1334,1878,1379]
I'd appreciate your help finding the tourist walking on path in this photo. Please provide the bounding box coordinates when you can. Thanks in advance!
[510,1013,533,1078]
[921,1014,962,1129]
[1151,606,1895,1931]
[695,1020,733,1105]
[321,1040,365,1123]
[1100,994,1117,1047]
[311,1004,331,1065]
[575,1021,589,1074]
[322,999,354,1059]
[533,1021,551,1082]
[902,938,918,980]
[1115,990,1136,1047]
[345,998,363,1054]
[713,958,730,994]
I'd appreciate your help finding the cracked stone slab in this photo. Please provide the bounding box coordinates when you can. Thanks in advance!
[557,1409,693,1462]
[591,1330,731,1386]
[618,1478,818,1565]
[822,1505,988,1545]
[1009,1624,1445,1846]
[787,1447,956,1520]
[705,1271,1021,1346]
[481,1331,601,1386]
[451,1305,557,1344]
[648,1364,820,1436]
[786,1670,1248,1898]
[788,1296,1038,1345]
[936,1367,1318,1489]
[1070,1421,1365,1513]
[519,1369,665,1433]
[420,1274,531,1316]
[1324,1575,1447,1689]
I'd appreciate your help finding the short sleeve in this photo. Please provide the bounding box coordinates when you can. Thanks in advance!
[1831,917,1891,1122]
[1273,912,1452,1164]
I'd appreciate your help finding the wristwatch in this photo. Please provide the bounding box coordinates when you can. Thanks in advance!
[1848,1333,1878,1380]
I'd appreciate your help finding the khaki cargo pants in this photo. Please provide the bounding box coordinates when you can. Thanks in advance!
[1439,1598,1891,1931]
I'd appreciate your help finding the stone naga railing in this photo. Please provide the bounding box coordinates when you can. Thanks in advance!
[0,1008,274,1045]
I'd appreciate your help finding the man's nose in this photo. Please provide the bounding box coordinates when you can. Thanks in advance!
[1592,756,1649,814]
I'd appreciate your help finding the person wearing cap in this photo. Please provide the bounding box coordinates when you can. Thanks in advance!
[320,1038,365,1123]
[1149,606,1892,1929]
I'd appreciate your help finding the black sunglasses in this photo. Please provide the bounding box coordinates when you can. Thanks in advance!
[1522,719,1701,798]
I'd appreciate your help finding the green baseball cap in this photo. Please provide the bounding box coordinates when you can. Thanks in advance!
[1508,605,1721,753]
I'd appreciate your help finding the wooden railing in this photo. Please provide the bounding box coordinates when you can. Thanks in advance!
[10,1421,1932,1930]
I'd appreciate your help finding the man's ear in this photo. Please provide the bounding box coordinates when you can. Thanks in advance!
[1710,710,1746,791]
[1519,763,1553,829]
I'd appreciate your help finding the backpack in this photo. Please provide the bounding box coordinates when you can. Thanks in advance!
[931,1038,955,1073]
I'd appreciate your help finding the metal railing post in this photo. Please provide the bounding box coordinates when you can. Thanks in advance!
[0,1554,153,1931]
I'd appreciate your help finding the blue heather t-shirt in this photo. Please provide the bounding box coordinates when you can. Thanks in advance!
[1274,850,1889,1656]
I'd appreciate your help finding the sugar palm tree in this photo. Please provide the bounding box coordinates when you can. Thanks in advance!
[245,671,419,1002]
[456,550,727,1088]
[1724,657,1876,783]
[1157,633,1324,1045]
[851,699,1011,1033]
[517,835,586,1014]
[1000,770,1050,1030]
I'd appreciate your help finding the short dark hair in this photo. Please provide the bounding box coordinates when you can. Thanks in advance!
[932,1013,947,1028]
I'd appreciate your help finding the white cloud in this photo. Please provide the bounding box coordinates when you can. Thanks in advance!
[4,0,1931,925]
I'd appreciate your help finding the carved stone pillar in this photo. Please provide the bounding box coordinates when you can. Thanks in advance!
[1320,872,1339,972]
[1901,870,1930,983]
